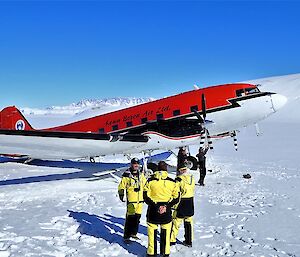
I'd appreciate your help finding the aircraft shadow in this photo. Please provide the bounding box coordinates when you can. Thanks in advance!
[68,210,147,256]
[0,159,127,186]
[0,151,172,187]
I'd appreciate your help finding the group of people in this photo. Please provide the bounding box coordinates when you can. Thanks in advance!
[117,146,208,257]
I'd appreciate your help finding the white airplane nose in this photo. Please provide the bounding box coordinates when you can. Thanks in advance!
[271,93,288,112]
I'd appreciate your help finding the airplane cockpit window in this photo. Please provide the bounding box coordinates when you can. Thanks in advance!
[236,87,260,97]
[236,89,245,97]
[245,87,260,94]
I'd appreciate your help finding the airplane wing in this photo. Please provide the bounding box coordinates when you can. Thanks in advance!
[0,129,149,160]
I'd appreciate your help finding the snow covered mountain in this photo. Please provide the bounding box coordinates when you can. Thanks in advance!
[21,97,155,116]
[20,97,155,129]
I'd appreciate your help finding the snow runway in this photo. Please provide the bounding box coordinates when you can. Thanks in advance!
[0,146,299,257]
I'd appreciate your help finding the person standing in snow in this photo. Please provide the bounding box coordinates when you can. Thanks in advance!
[143,161,180,257]
[196,145,209,186]
[177,147,188,172]
[170,164,195,247]
[118,157,147,242]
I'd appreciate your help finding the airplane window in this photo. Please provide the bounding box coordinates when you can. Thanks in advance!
[112,125,118,131]
[245,87,260,94]
[236,89,245,97]
[99,128,105,134]
[190,105,198,112]
[141,117,148,124]
[126,121,133,127]
[157,113,164,120]
[173,109,181,116]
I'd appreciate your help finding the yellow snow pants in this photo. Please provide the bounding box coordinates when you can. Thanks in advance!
[170,213,193,245]
[147,222,172,256]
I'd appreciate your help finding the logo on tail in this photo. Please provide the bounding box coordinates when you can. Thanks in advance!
[15,120,25,130]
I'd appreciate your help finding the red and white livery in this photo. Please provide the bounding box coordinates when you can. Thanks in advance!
[0,83,287,160]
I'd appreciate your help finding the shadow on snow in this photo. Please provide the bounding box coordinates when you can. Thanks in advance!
[68,210,147,256]
[0,158,127,186]
[0,152,171,187]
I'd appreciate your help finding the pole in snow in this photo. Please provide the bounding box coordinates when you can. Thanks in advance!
[231,131,238,151]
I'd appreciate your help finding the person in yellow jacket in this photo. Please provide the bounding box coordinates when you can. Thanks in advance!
[170,164,195,247]
[143,161,180,257]
[118,157,147,241]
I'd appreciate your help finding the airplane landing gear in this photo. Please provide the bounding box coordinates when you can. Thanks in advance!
[185,155,198,170]
[172,146,199,171]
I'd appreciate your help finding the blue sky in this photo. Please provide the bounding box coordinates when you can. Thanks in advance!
[0,1,300,108]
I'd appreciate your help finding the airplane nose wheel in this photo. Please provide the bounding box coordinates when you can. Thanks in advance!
[186,156,198,170]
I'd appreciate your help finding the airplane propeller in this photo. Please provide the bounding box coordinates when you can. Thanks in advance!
[201,93,207,120]
[192,93,214,150]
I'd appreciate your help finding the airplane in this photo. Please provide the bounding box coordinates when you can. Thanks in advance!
[0,83,287,170]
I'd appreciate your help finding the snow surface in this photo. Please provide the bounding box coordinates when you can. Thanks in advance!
[1,74,300,257]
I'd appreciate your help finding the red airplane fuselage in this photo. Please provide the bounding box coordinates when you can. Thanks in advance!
[43,83,258,134]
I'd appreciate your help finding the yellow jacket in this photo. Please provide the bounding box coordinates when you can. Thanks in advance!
[174,171,195,218]
[118,169,146,203]
[176,172,195,199]
[144,170,180,224]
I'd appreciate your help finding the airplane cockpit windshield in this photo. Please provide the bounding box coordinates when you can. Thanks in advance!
[236,86,260,97]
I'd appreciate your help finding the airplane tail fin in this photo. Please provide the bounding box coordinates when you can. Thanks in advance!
[0,106,33,130]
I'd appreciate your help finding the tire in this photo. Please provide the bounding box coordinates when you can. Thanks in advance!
[186,156,198,170]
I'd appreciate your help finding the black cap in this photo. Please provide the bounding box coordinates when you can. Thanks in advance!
[131,157,140,164]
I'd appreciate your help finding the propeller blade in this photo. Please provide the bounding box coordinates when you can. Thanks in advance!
[202,93,207,120]
[200,130,206,147]
[196,93,213,151]
[206,129,214,150]
[192,110,204,123]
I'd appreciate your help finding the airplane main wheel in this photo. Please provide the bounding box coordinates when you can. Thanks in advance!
[186,156,198,170]
[147,162,158,173]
